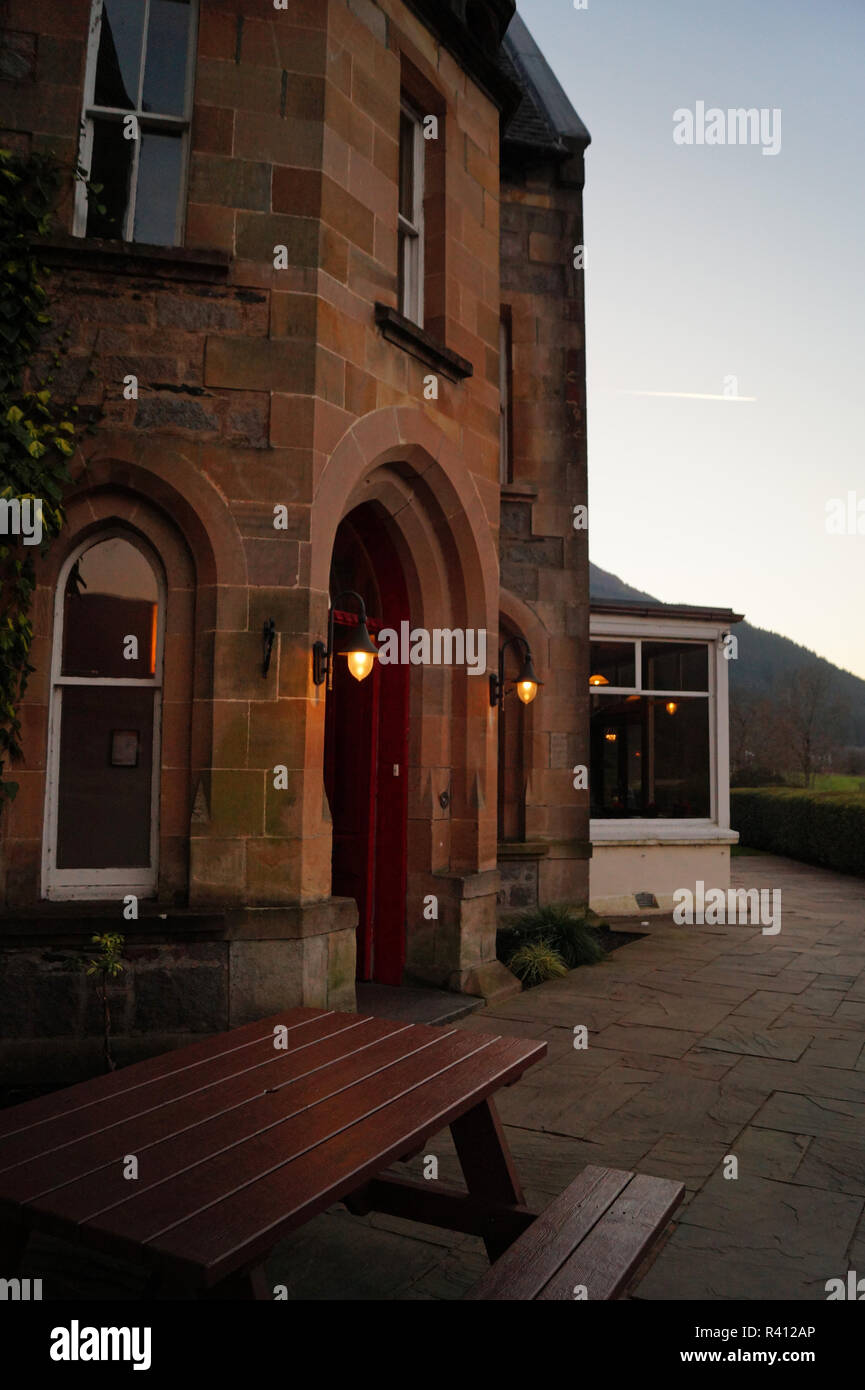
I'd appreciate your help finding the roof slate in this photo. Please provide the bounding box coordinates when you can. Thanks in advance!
[500,10,591,154]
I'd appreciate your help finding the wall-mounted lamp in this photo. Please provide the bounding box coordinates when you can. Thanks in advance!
[489,634,541,708]
[262,618,276,677]
[312,589,378,689]
[604,729,617,743]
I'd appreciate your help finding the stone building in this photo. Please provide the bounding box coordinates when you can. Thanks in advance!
[0,0,591,1080]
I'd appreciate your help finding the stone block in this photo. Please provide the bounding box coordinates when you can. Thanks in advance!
[189,154,271,211]
[204,336,315,393]
[228,938,305,1025]
[133,964,227,1034]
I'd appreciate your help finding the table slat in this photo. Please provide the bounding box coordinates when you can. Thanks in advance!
[0,1007,331,1143]
[0,1011,362,1171]
[150,1036,544,1286]
[2,1017,408,1205]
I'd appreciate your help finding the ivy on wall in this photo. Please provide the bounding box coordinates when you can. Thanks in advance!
[0,148,88,809]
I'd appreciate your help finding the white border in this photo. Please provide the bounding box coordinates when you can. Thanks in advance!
[589,613,734,840]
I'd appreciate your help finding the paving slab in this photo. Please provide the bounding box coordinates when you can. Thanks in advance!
[699,1022,814,1061]
[266,852,865,1301]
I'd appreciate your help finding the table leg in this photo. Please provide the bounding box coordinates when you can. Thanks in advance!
[450,1097,526,1261]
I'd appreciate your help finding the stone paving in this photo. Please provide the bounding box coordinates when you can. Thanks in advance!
[270,852,865,1300]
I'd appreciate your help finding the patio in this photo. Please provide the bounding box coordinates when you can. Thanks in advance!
[269,851,865,1300]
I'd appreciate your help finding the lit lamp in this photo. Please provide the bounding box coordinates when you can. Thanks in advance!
[589,673,609,686]
[313,589,378,689]
[604,729,617,743]
[490,634,541,708]
[665,701,678,716]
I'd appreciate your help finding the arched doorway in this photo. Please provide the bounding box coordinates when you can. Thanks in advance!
[323,504,410,985]
[43,529,164,899]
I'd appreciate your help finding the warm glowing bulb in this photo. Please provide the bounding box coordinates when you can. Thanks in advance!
[516,680,537,705]
[665,701,678,715]
[346,650,375,681]
[589,674,609,686]
[604,731,617,742]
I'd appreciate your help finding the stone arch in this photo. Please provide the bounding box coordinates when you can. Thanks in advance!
[311,406,499,638]
[312,406,501,893]
[16,444,250,909]
[68,439,248,597]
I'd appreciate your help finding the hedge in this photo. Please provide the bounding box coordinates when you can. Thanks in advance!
[731,788,865,877]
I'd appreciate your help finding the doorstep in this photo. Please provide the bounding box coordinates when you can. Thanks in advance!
[355,982,484,1026]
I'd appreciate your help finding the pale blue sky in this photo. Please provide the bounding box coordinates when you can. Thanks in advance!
[517,0,865,679]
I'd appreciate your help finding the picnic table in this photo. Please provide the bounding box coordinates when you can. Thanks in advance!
[0,1006,546,1299]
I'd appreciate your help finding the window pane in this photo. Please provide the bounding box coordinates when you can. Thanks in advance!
[56,686,154,868]
[589,641,635,688]
[590,694,710,817]
[95,0,145,109]
[132,130,183,244]
[85,118,133,239]
[62,538,159,679]
[399,112,415,221]
[143,0,192,116]
[642,640,708,692]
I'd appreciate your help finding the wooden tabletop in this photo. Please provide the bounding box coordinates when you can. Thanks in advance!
[0,1007,546,1291]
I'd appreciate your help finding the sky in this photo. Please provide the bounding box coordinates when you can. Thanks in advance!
[517,0,865,679]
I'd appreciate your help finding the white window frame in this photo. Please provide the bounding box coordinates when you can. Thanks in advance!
[588,615,733,841]
[42,529,165,900]
[74,0,199,246]
[398,98,425,327]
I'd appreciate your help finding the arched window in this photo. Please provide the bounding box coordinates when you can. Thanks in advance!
[43,531,165,899]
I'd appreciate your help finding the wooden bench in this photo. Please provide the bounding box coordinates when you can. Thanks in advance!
[465,1164,684,1300]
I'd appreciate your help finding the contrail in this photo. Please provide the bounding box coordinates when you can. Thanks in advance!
[619,390,757,402]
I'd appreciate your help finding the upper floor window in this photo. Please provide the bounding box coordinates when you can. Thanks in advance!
[74,0,198,247]
[398,99,424,326]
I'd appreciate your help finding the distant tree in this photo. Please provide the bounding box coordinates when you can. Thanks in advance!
[778,664,848,788]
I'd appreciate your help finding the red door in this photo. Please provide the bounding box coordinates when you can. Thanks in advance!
[323,515,409,985]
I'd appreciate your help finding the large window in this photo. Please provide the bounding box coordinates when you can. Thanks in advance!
[589,639,711,819]
[75,0,198,246]
[398,99,424,325]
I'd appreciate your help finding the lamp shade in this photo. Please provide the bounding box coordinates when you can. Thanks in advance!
[515,652,540,705]
[337,618,377,681]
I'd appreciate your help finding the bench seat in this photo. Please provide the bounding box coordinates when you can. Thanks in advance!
[466,1165,684,1300]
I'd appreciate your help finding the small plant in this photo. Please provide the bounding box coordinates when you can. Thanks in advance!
[498,902,607,971]
[84,932,125,1072]
[507,940,568,988]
